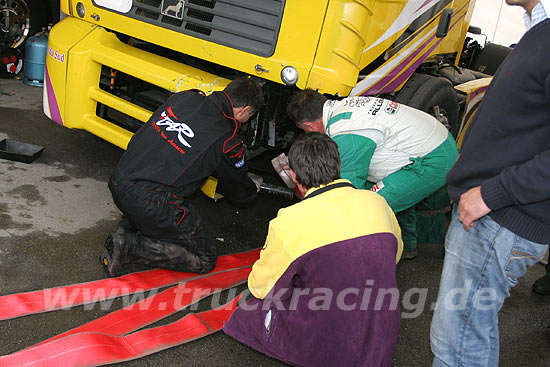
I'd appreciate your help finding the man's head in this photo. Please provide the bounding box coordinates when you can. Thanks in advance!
[224,77,265,123]
[287,89,327,133]
[288,132,340,191]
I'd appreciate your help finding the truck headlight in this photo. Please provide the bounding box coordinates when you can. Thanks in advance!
[76,2,86,18]
[281,66,298,86]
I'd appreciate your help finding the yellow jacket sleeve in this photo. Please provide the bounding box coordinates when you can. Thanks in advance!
[248,221,292,299]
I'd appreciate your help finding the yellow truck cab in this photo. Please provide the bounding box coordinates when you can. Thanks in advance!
[45,0,490,154]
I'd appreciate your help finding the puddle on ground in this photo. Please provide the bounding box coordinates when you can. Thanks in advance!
[0,159,119,237]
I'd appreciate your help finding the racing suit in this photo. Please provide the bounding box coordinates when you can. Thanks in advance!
[322,97,458,253]
[108,90,257,273]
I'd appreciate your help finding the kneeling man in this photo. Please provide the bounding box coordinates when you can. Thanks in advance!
[224,132,403,367]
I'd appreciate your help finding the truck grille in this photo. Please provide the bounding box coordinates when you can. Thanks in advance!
[120,0,285,56]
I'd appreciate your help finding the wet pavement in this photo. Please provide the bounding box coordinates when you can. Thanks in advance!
[0,78,549,366]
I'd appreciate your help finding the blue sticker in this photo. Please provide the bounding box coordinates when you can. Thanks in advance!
[234,158,245,168]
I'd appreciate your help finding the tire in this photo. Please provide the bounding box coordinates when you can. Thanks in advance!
[0,0,49,49]
[472,43,512,75]
[395,74,460,138]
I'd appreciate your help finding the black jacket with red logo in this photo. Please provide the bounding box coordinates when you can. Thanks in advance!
[113,90,257,203]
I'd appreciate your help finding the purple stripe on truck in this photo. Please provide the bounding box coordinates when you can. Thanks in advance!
[45,64,63,126]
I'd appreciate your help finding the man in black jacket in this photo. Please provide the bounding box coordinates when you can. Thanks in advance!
[101,77,264,276]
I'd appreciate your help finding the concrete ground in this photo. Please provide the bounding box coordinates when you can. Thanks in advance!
[0,78,549,366]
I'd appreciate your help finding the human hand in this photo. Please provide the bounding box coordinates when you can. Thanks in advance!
[248,172,263,192]
[458,186,491,230]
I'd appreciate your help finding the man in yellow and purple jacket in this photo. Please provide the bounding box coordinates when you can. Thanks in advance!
[224,132,403,367]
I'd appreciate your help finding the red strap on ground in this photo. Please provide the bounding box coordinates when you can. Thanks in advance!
[0,294,242,367]
[39,267,251,345]
[0,248,260,320]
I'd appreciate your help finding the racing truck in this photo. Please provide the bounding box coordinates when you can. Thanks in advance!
[44,0,504,159]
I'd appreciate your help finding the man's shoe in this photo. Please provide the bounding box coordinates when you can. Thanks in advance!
[100,234,129,277]
[402,248,418,260]
[532,274,550,295]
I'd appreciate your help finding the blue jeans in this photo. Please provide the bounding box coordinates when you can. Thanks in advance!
[430,206,547,367]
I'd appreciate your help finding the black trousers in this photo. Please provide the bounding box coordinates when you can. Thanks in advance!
[108,172,217,273]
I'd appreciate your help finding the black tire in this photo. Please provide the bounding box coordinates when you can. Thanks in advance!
[472,43,512,75]
[0,0,49,49]
[393,73,432,104]
[395,74,460,138]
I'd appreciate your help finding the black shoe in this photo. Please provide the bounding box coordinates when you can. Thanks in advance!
[532,274,550,295]
[100,234,129,277]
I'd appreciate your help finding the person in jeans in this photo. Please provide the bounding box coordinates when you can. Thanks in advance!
[286,90,458,259]
[102,77,264,276]
[224,133,403,367]
[430,1,550,365]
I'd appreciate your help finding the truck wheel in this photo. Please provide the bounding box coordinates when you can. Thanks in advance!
[472,43,512,75]
[395,74,460,138]
[0,0,48,49]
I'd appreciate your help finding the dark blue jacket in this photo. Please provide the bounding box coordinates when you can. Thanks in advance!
[447,19,550,243]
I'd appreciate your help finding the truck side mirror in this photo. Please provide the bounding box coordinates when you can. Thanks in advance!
[436,8,454,38]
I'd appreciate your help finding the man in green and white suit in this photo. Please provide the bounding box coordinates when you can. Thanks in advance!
[287,89,458,258]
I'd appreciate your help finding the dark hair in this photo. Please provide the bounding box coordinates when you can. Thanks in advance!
[287,89,328,125]
[224,77,265,113]
[288,132,340,189]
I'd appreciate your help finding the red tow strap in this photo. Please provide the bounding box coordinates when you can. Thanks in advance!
[0,249,260,366]
[40,267,250,345]
[0,249,259,320]
[0,295,242,367]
